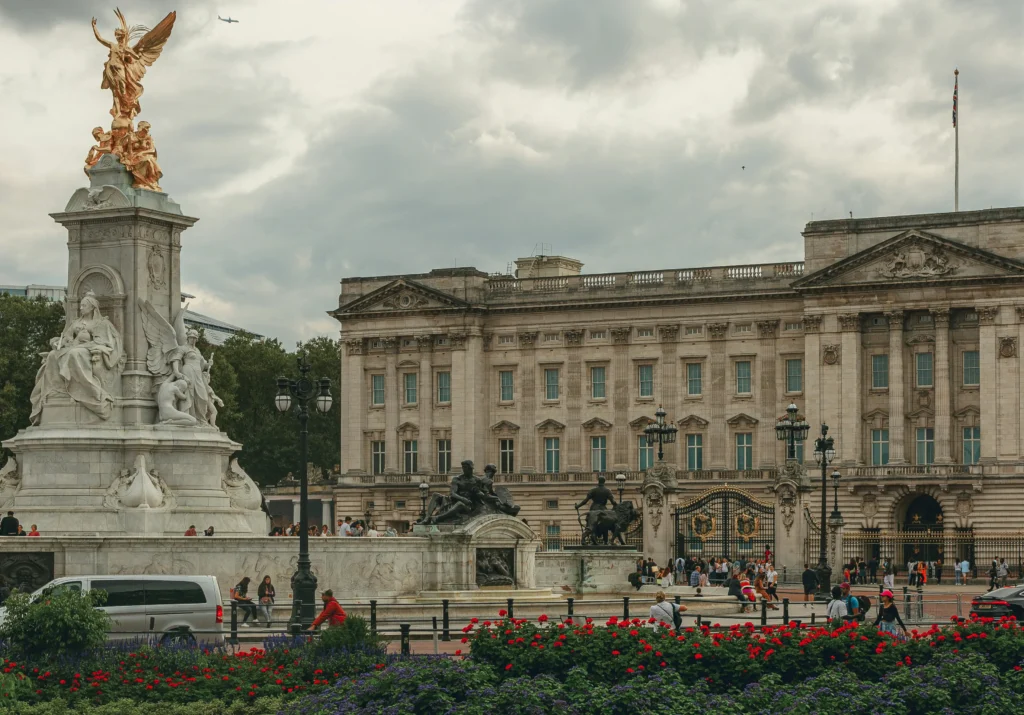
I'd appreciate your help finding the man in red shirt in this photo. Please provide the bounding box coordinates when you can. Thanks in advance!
[308,589,346,630]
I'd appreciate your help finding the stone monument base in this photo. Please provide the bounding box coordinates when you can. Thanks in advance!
[536,550,639,592]
[2,425,267,537]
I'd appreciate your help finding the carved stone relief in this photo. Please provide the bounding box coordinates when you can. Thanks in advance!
[345,338,364,355]
[862,492,878,518]
[103,455,175,510]
[610,327,631,344]
[518,332,539,348]
[147,247,167,290]
[0,553,55,595]
[778,483,796,537]
[822,344,841,365]
[876,242,959,279]
[707,322,730,340]
[476,548,515,587]
[564,329,584,346]
[756,320,779,339]
[838,313,861,332]
[999,336,1017,358]
[955,491,974,518]
[658,325,679,342]
[977,307,998,325]
[0,457,21,510]
[644,487,664,537]
[802,315,822,333]
[223,457,263,511]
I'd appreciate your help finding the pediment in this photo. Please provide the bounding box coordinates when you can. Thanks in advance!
[726,413,759,426]
[793,230,1024,292]
[862,408,889,422]
[536,419,566,433]
[582,417,613,431]
[490,420,520,433]
[629,415,655,429]
[677,414,709,429]
[905,407,934,420]
[396,421,418,433]
[953,405,980,421]
[333,279,471,316]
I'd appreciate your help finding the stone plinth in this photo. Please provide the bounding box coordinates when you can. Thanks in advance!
[536,550,638,592]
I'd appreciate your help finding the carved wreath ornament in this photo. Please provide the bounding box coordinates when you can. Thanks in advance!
[735,512,759,541]
[822,344,841,366]
[691,512,716,541]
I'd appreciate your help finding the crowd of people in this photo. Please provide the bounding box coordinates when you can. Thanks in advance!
[0,511,40,536]
[266,516,398,537]
[229,575,346,631]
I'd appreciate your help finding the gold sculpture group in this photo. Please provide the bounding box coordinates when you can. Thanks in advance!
[84,9,176,192]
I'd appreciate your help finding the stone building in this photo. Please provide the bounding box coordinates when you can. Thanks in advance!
[330,207,1024,576]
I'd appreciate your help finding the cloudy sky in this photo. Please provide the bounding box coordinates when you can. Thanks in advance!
[0,0,1021,343]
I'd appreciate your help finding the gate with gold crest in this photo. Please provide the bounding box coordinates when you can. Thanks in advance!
[673,487,775,561]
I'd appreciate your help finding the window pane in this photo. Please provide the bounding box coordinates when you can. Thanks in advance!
[500,439,515,473]
[785,359,803,392]
[499,371,514,401]
[545,369,559,400]
[638,365,654,397]
[686,434,703,471]
[545,437,560,473]
[404,440,418,473]
[963,351,980,386]
[916,427,934,465]
[638,436,653,470]
[686,363,702,395]
[371,441,386,475]
[916,353,933,387]
[736,433,752,470]
[591,367,606,399]
[736,361,751,393]
[145,580,207,606]
[872,355,889,389]
[871,429,889,466]
[437,440,451,474]
[371,375,385,405]
[92,580,146,608]
[437,372,451,403]
[404,373,417,404]
[963,426,980,464]
[591,436,607,472]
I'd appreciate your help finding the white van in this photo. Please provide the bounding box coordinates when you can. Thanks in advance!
[17,575,224,644]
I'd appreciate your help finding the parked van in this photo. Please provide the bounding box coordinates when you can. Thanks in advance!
[18,575,224,644]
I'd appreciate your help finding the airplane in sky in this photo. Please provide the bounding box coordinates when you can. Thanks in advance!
[218,15,239,23]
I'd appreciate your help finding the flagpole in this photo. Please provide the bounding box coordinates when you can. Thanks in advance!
[954,68,959,212]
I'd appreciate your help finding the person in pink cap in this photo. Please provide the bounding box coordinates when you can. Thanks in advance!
[873,589,907,639]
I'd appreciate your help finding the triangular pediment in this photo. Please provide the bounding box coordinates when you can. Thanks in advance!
[793,230,1024,292]
[677,414,709,429]
[726,412,759,426]
[862,408,889,421]
[490,420,520,433]
[905,407,934,420]
[582,417,613,431]
[629,415,655,429]
[536,419,566,433]
[332,279,471,316]
[953,405,980,420]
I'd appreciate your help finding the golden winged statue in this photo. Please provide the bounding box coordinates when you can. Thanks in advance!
[85,9,175,192]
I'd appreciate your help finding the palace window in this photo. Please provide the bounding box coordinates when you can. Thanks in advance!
[436,439,451,474]
[499,438,515,473]
[872,355,889,389]
[591,366,606,399]
[499,370,514,401]
[544,333,560,342]
[591,436,607,472]
[403,440,418,474]
[589,330,607,340]
[686,363,702,396]
[638,364,654,398]
[685,326,702,336]
[638,436,654,470]
[546,500,559,509]
[734,324,752,334]
[871,429,889,466]
[403,373,417,405]
[436,371,451,403]
[544,368,560,400]
[395,500,406,509]
[785,358,803,393]
[963,426,981,464]
[784,321,802,331]
[545,524,561,550]
[371,440,385,475]
[687,434,704,471]
[371,374,385,405]
[636,327,654,338]
[963,351,980,386]
[498,335,515,345]
[916,352,933,388]
[735,433,753,470]
[544,437,560,473]
[735,361,752,394]
[916,427,935,465]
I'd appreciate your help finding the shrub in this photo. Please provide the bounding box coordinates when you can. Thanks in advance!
[0,588,109,658]
[314,615,385,655]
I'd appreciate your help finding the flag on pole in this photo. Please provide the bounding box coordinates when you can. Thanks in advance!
[952,74,958,127]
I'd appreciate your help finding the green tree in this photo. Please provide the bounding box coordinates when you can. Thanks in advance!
[0,295,66,463]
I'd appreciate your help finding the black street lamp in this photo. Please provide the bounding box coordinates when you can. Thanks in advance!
[830,470,842,521]
[418,482,430,522]
[643,406,678,461]
[614,473,626,503]
[812,424,837,599]
[774,403,810,460]
[275,352,333,633]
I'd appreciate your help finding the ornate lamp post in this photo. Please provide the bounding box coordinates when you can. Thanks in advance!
[614,473,627,503]
[643,406,678,461]
[830,470,843,521]
[275,353,333,632]
[418,482,430,522]
[774,403,810,460]
[811,424,837,599]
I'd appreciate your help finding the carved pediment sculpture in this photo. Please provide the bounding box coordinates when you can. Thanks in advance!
[877,242,959,279]
[103,455,175,510]
[582,417,613,432]
[223,457,263,511]
[332,279,471,317]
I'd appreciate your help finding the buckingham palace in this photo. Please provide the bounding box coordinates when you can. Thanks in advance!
[328,206,1024,574]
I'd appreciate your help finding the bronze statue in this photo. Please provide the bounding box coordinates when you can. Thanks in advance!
[419,460,521,525]
[576,474,639,546]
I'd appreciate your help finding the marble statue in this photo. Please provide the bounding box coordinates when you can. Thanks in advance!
[30,291,125,424]
[0,457,21,510]
[139,299,219,426]
[222,457,262,511]
[155,379,197,426]
[419,460,521,525]
[103,455,170,510]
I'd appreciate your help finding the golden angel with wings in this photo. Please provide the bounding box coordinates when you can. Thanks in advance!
[92,9,176,122]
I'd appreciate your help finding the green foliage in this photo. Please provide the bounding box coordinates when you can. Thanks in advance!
[0,588,109,658]
[0,295,65,460]
[9,696,287,714]
[315,615,386,655]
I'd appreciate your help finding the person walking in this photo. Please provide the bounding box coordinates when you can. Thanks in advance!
[874,589,907,640]
[840,582,860,621]
[801,564,818,602]
[868,556,879,584]
[999,558,1009,588]
[230,576,257,627]
[257,576,276,628]
[935,558,943,584]
[883,558,896,590]
[0,511,18,536]
[960,557,971,586]
[917,562,927,589]
[765,563,779,602]
[674,555,686,585]
[307,589,347,630]
[826,585,848,627]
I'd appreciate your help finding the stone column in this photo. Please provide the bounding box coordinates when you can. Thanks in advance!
[885,310,907,464]
[708,322,729,469]
[978,307,998,462]
[611,327,631,469]
[417,336,434,473]
[321,498,333,529]
[756,320,778,467]
[802,315,822,447]
[838,313,862,465]
[642,478,672,566]
[342,339,365,473]
[659,325,680,465]
[931,309,953,463]
[1017,307,1024,460]
[384,338,399,473]
[449,333,480,465]
[292,499,300,524]
[565,330,584,472]
[519,332,538,472]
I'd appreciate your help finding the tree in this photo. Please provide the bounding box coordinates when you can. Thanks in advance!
[0,295,66,463]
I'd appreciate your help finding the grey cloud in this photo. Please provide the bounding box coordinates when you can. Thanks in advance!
[0,1,220,31]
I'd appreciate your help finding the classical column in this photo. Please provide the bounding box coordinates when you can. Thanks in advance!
[978,307,998,462]
[292,499,300,524]
[565,329,584,472]
[342,338,365,473]
[838,313,862,465]
[708,322,729,469]
[384,338,399,473]
[519,332,538,472]
[659,325,680,465]
[756,320,778,467]
[417,336,434,473]
[1017,307,1024,461]
[610,327,631,469]
[931,309,952,463]
[321,498,333,529]
[802,314,822,451]
[885,311,906,464]
[449,333,480,465]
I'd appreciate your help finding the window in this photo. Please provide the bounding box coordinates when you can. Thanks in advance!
[686,363,702,396]
[498,335,515,345]
[784,321,802,331]
[544,332,560,342]
[591,436,607,472]
[43,581,82,597]
[589,330,607,340]
[545,524,561,551]
[591,366,606,399]
[785,359,803,393]
[638,436,654,470]
[91,580,146,608]
[499,439,515,473]
[371,441,385,475]
[963,351,980,386]
[736,433,753,470]
[499,370,514,402]
[871,429,889,466]
[435,337,449,346]
[403,440,418,473]
[735,361,752,394]
[395,500,406,509]
[686,434,703,471]
[546,499,559,509]
[916,427,934,465]
[436,439,451,474]
[436,371,451,403]
[402,339,415,348]
[685,326,702,336]
[734,324,752,334]
[145,580,207,606]
[371,374,385,405]
[790,442,805,463]
[636,327,654,338]
[872,355,889,389]
[638,364,654,398]
[544,368,560,400]
[916,352,933,388]
[403,373,417,404]
[963,427,981,464]
[544,437,560,473]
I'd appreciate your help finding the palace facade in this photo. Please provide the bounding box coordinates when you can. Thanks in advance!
[329,206,1024,573]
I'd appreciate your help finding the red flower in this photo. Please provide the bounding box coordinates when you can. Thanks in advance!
[538,614,549,623]
[455,650,462,656]
[612,650,620,656]
[505,664,513,671]
[694,653,703,660]
[499,610,508,617]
